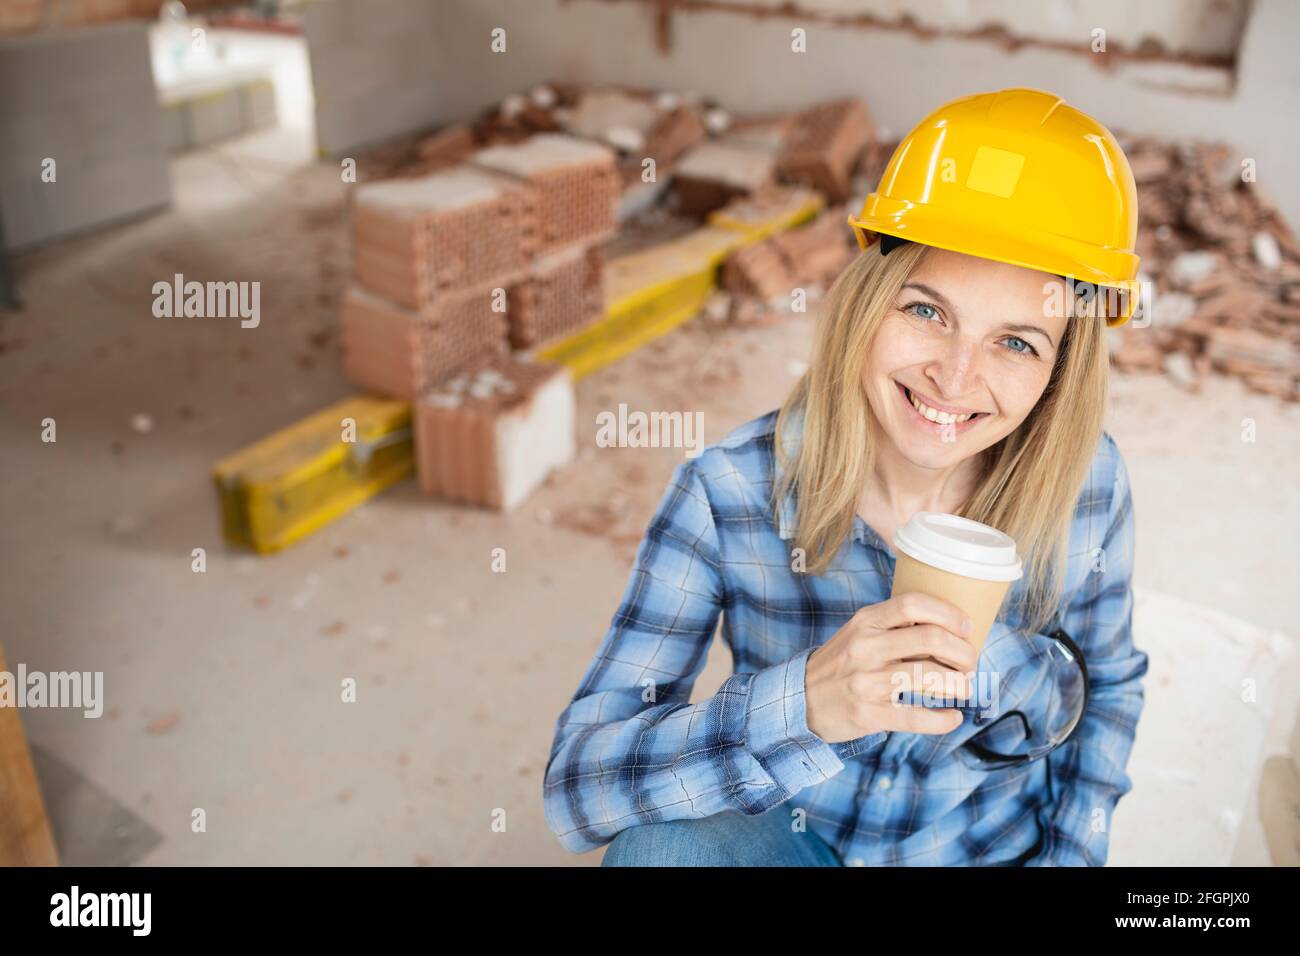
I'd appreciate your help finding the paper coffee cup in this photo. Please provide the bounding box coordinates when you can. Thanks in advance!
[889,512,1024,655]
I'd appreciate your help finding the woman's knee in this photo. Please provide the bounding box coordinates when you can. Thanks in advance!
[601,818,698,867]
[600,809,838,867]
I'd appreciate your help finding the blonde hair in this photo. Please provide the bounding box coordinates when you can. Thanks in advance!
[772,241,1110,637]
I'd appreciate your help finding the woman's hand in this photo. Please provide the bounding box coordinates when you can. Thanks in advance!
[804,591,978,743]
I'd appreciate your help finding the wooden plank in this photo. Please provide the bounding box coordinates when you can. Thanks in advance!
[0,645,59,866]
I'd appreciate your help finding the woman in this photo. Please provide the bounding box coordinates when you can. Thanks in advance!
[543,88,1149,866]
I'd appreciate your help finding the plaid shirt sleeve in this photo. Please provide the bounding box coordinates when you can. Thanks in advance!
[543,457,849,854]
[1028,437,1149,866]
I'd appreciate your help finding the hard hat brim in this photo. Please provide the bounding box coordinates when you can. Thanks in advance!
[846,205,1139,328]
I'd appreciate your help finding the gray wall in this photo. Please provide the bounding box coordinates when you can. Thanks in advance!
[0,21,171,252]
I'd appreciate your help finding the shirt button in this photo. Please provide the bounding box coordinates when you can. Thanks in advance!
[877,775,892,790]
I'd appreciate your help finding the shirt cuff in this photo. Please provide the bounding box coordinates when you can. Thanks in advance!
[743,646,851,794]
[833,730,889,762]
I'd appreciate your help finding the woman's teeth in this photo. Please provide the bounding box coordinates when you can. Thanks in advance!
[906,387,979,424]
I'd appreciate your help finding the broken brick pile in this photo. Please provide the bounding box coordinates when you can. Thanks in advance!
[723,202,856,299]
[777,98,874,203]
[1108,137,1300,400]
[717,198,858,326]
[341,131,619,508]
[717,128,1300,400]
[366,85,873,225]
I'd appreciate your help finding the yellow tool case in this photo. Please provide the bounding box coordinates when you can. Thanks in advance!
[212,395,414,554]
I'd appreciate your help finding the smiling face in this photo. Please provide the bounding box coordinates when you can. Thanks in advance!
[862,247,1069,470]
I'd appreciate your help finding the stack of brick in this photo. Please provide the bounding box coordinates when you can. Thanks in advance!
[339,285,506,400]
[341,165,528,402]
[471,133,617,348]
[506,246,604,349]
[342,132,617,509]
[349,165,534,313]
[414,355,575,512]
[778,99,873,202]
[472,133,619,257]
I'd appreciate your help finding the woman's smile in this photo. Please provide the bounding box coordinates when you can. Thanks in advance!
[893,380,991,437]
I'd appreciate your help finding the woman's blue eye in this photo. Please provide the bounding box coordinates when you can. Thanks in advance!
[905,302,939,321]
[1004,336,1038,356]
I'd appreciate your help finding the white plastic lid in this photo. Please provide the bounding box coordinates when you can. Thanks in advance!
[892,512,1024,582]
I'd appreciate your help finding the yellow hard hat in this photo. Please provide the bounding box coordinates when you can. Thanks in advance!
[847,88,1140,327]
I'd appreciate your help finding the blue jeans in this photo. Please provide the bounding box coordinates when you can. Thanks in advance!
[600,808,843,867]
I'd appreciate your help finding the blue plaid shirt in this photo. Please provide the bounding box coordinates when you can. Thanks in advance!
[543,407,1147,865]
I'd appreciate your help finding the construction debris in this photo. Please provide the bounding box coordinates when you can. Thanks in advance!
[779,99,873,202]
[632,106,707,187]
[724,112,796,153]
[719,200,856,316]
[552,88,661,150]
[771,209,857,284]
[707,184,824,241]
[1109,136,1300,400]
[413,124,479,173]
[722,239,794,301]
[672,140,777,216]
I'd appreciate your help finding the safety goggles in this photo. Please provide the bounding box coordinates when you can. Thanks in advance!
[898,624,1089,771]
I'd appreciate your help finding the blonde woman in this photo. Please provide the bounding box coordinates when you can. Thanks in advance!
[544,88,1148,866]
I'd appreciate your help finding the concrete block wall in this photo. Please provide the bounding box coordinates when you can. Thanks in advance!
[0,20,171,251]
[303,0,444,156]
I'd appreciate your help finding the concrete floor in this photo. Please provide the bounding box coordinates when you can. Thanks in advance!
[1,125,1296,866]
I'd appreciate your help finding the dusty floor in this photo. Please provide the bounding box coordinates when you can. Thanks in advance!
[1,126,1296,866]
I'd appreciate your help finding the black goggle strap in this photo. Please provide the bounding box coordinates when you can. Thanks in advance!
[878,233,909,257]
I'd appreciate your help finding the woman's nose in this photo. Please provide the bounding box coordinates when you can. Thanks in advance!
[926,341,982,397]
